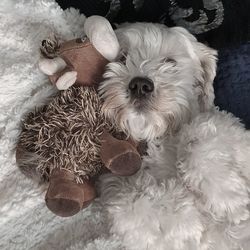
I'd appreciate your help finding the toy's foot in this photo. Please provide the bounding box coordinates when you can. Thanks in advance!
[55,71,77,90]
[45,169,96,217]
[38,57,66,75]
[100,131,141,176]
[108,150,141,176]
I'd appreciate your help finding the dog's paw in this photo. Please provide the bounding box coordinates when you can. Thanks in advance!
[100,172,203,250]
[176,112,250,223]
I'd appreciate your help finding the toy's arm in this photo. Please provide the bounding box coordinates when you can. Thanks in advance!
[100,130,141,176]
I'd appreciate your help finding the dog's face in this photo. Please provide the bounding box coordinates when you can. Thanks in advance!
[99,23,217,141]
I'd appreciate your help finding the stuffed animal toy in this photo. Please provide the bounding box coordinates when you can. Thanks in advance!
[16,16,142,217]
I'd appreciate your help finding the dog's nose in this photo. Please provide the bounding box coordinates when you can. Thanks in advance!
[129,77,154,97]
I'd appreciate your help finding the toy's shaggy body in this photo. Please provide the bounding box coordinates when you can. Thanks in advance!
[17,86,111,183]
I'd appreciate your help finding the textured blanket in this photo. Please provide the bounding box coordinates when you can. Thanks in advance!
[0,1,123,249]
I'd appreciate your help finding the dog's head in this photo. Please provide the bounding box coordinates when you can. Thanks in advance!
[99,23,217,141]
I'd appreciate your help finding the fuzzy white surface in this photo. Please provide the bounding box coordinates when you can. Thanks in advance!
[0,1,123,249]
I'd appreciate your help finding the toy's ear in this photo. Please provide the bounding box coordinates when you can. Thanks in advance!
[84,16,120,62]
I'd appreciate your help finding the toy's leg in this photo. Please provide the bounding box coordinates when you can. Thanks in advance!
[16,144,42,181]
[38,57,67,76]
[100,130,141,176]
[45,169,96,217]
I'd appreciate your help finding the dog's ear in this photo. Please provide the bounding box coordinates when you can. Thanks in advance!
[171,27,217,111]
[194,42,217,111]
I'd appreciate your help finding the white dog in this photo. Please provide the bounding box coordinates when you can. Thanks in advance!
[98,23,250,250]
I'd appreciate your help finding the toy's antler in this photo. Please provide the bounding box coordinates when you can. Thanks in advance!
[84,16,120,62]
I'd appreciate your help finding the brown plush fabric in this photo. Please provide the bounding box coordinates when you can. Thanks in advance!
[41,37,109,87]
[45,169,96,217]
[17,86,113,183]
[100,130,141,176]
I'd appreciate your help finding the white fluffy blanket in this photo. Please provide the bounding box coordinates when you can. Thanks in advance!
[2,1,250,250]
[0,1,123,249]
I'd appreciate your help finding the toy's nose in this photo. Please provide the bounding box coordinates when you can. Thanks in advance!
[129,77,154,98]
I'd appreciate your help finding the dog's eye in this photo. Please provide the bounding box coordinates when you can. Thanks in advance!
[119,53,127,64]
[163,58,177,66]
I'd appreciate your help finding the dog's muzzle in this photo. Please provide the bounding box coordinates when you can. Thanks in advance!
[129,77,154,98]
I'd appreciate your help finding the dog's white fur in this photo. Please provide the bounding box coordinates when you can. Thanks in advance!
[99,23,216,141]
[98,23,250,250]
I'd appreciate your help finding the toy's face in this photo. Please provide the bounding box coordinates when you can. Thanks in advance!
[99,23,217,141]
[41,37,110,88]
[58,38,109,87]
